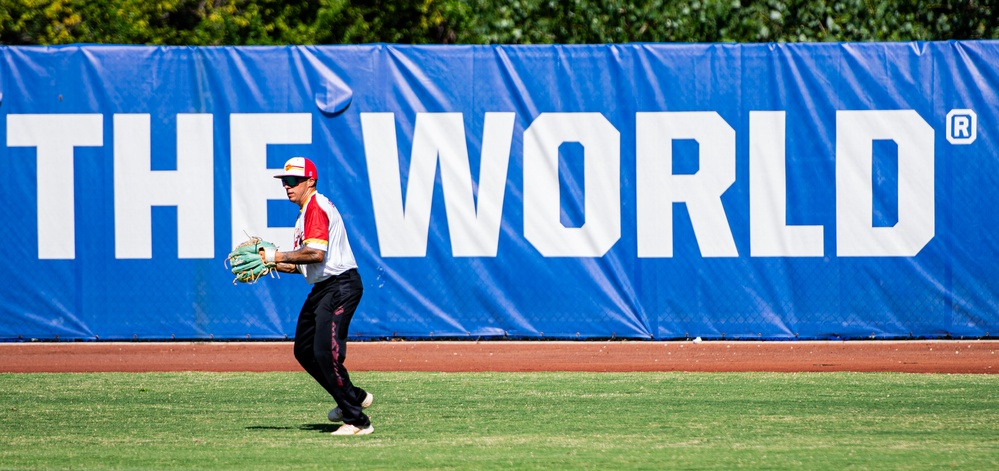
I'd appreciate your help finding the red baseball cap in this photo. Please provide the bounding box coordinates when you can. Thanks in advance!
[274,157,318,179]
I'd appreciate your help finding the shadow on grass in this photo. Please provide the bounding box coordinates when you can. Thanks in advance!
[244,424,339,433]
[300,423,339,433]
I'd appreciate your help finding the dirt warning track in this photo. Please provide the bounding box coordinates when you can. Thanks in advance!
[2,340,997,374]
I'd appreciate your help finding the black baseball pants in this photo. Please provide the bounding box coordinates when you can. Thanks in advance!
[293,268,370,427]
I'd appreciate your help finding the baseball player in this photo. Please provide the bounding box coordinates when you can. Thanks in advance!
[261,156,374,436]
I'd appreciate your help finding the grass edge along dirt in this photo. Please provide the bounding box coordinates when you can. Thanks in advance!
[1,371,996,470]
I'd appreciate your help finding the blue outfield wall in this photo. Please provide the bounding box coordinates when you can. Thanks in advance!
[0,42,997,341]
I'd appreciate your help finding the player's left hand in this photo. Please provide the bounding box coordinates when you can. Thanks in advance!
[226,237,278,284]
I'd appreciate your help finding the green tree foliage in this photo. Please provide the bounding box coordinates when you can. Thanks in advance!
[464,0,999,43]
[734,0,998,42]
[0,0,996,45]
[0,0,473,45]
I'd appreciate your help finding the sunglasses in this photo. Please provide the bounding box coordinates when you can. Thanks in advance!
[280,176,308,187]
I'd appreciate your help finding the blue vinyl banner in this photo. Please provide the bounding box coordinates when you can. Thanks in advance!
[1,42,997,341]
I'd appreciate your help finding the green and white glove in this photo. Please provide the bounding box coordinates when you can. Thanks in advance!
[226,237,278,284]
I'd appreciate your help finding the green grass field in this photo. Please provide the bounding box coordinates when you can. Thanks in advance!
[1,371,997,470]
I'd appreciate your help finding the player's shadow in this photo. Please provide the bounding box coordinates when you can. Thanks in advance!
[245,424,338,433]
[300,423,340,433]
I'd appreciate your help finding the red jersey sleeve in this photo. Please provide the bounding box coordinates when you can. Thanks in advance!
[302,197,330,247]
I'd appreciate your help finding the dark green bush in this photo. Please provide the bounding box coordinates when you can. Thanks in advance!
[0,0,995,45]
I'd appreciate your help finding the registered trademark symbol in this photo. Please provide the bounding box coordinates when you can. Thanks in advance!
[946,109,977,145]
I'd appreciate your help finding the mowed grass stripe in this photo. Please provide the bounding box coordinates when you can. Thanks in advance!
[1,372,997,470]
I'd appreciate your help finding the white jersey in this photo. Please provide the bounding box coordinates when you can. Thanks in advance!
[293,190,358,284]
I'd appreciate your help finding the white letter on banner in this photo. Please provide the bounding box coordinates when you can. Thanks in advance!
[230,113,312,249]
[113,114,214,259]
[636,112,737,257]
[6,114,103,260]
[836,110,934,256]
[749,111,824,256]
[361,112,514,257]
[523,113,620,257]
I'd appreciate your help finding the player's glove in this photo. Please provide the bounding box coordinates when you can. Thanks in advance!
[226,237,278,284]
